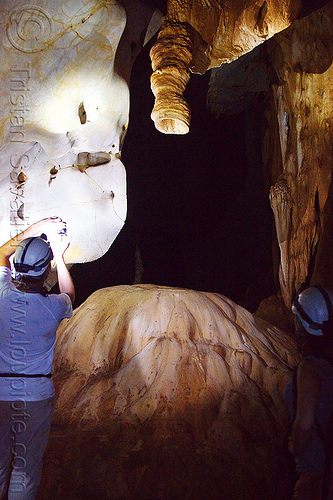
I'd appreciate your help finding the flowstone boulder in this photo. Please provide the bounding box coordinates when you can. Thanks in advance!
[39,285,299,500]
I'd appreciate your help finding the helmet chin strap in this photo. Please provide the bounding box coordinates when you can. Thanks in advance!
[315,285,333,319]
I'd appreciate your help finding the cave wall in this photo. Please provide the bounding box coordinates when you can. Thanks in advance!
[26,3,333,498]
[149,0,333,307]
[266,4,333,306]
[0,0,161,265]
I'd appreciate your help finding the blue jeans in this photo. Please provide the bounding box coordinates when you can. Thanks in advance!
[0,398,54,500]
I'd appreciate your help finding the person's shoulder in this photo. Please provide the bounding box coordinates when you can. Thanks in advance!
[298,356,322,381]
[48,292,73,318]
[299,356,320,369]
[0,266,13,288]
[0,266,11,277]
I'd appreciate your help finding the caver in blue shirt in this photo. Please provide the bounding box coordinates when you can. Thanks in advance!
[284,355,333,473]
[0,266,72,401]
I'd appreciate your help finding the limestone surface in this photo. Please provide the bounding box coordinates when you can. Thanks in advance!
[39,285,300,499]
[150,0,330,134]
[267,4,333,305]
[148,0,333,308]
[0,0,159,264]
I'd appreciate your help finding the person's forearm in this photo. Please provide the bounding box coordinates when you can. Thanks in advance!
[0,221,46,266]
[55,257,75,304]
[0,217,65,268]
[291,421,314,456]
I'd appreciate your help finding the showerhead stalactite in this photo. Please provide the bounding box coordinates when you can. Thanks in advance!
[150,20,192,134]
[149,0,331,135]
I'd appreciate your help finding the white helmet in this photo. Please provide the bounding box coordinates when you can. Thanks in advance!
[292,286,333,336]
[13,236,53,277]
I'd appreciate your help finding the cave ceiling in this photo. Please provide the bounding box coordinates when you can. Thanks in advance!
[0,0,332,308]
[148,0,333,307]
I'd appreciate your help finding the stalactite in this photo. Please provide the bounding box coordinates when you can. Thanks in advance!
[150,0,330,134]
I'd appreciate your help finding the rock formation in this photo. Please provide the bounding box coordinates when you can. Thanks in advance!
[0,0,160,264]
[267,4,333,306]
[150,0,330,135]
[0,1,331,496]
[38,285,299,500]
[149,0,333,308]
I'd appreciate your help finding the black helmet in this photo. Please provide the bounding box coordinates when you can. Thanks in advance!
[292,286,333,336]
[13,236,53,277]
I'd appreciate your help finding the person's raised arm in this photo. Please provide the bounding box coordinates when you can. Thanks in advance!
[47,229,75,305]
[0,217,66,269]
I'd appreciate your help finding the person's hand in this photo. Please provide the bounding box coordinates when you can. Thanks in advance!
[53,232,70,259]
[46,225,71,260]
[30,217,70,260]
[30,217,66,238]
[288,435,294,454]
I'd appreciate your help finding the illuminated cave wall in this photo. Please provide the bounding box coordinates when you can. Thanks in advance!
[2,0,332,311]
[149,0,333,307]
[266,6,333,306]
[0,0,160,264]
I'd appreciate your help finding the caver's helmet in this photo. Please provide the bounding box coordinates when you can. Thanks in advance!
[292,286,333,336]
[13,236,53,277]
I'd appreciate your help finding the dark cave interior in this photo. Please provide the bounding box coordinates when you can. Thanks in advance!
[69,37,275,311]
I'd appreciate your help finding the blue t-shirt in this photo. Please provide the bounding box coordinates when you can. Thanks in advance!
[0,266,72,401]
[284,355,333,472]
